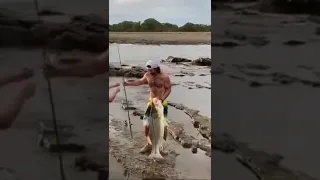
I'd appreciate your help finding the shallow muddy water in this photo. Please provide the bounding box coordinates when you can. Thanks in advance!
[109,44,211,179]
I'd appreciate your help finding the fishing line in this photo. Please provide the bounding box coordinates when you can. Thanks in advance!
[33,1,66,180]
[116,45,133,138]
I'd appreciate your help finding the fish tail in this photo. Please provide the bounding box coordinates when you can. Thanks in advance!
[148,152,164,160]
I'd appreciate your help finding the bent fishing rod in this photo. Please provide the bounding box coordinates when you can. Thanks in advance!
[116,45,133,138]
[33,0,67,180]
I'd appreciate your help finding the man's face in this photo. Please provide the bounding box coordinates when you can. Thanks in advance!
[147,65,156,75]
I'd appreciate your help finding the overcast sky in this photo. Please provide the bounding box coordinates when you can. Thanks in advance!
[109,0,211,26]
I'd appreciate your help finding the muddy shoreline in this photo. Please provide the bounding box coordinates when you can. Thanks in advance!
[108,54,211,179]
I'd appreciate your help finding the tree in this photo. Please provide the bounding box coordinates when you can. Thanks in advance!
[109,18,211,32]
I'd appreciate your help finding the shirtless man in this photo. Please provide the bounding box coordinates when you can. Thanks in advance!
[0,68,36,130]
[115,59,172,153]
[42,49,120,102]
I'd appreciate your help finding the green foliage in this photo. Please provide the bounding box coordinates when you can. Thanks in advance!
[109,18,210,32]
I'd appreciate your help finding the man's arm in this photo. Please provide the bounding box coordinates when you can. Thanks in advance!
[161,75,172,101]
[124,74,148,86]
[0,69,33,88]
[45,50,109,78]
[109,83,120,89]
[0,82,35,130]
[109,87,120,103]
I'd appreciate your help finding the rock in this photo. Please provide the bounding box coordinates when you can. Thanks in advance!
[38,9,65,16]
[165,56,192,63]
[191,57,211,66]
[244,63,271,70]
[283,40,306,46]
[109,65,146,78]
[74,156,107,172]
[238,68,273,77]
[0,11,108,52]
[211,41,240,48]
[180,71,195,76]
[297,65,313,70]
[272,72,296,85]
[212,133,238,153]
[224,30,270,47]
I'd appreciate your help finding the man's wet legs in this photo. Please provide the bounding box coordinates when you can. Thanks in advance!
[140,126,152,153]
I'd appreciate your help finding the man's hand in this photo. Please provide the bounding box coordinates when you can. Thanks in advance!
[115,87,120,93]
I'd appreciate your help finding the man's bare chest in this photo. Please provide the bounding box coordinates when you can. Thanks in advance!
[147,76,164,88]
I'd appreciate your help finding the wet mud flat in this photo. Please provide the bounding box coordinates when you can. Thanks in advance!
[109,32,211,45]
[109,59,211,179]
[0,48,117,180]
[212,5,320,180]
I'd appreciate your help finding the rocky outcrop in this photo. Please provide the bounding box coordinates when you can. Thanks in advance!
[109,65,146,78]
[212,61,320,88]
[0,10,108,52]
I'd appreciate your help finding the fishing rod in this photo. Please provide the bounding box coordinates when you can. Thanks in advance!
[33,1,67,180]
[116,45,133,139]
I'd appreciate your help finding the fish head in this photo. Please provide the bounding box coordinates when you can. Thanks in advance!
[152,98,164,116]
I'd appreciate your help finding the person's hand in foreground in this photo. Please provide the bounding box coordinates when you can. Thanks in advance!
[0,68,34,87]
[109,87,120,103]
[0,81,36,130]
[109,83,120,89]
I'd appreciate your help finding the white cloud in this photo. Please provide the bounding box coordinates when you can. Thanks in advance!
[109,0,211,26]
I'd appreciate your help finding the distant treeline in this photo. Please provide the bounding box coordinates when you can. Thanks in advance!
[109,18,211,32]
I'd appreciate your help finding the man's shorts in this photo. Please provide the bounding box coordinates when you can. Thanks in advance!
[143,99,169,127]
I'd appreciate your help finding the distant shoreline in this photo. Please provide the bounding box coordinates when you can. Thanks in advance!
[109,32,211,45]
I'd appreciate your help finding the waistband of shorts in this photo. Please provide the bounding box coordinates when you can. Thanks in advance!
[147,99,168,107]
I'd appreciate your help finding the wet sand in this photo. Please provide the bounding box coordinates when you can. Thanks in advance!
[109,32,211,45]
[109,44,211,179]
[212,9,320,179]
[0,48,115,179]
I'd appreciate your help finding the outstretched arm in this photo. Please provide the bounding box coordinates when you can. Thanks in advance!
[109,83,120,89]
[124,74,148,86]
[0,82,35,130]
[0,69,33,88]
[109,87,120,103]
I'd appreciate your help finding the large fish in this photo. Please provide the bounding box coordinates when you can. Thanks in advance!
[148,98,166,160]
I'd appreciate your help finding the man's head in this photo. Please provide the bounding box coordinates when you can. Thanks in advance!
[146,60,161,75]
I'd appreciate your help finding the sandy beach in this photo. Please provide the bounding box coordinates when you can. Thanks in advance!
[212,7,320,180]
[109,32,211,45]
